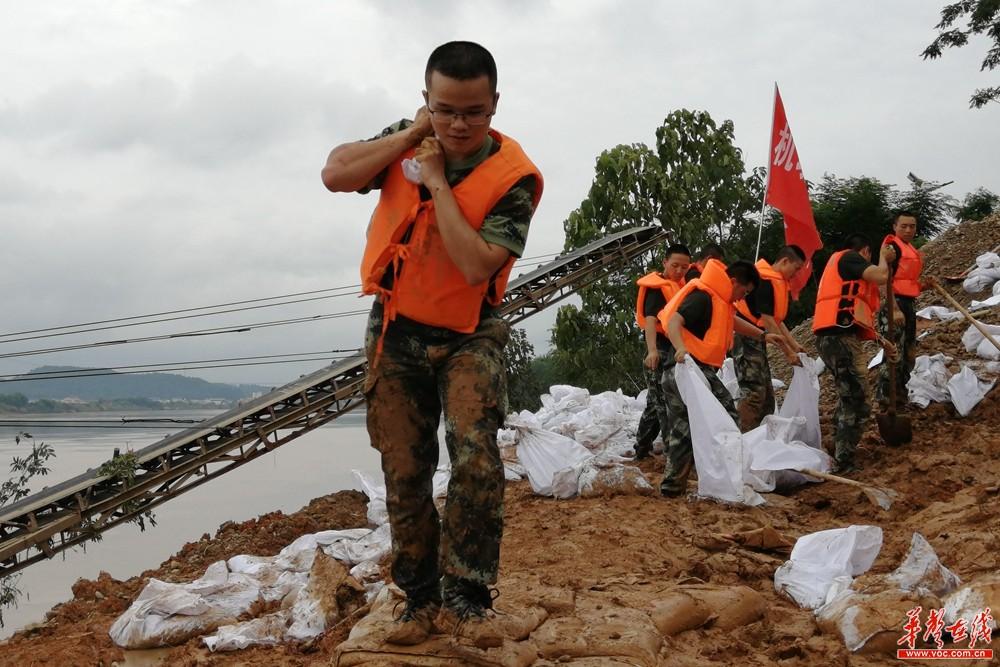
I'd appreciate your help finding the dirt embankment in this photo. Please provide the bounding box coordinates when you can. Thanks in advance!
[2,217,1000,666]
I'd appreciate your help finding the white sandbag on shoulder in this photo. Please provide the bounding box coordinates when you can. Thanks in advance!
[907,354,953,408]
[777,354,823,449]
[675,359,762,505]
[947,365,996,416]
[774,525,883,610]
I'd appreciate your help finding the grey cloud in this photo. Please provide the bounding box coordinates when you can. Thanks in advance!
[0,58,397,167]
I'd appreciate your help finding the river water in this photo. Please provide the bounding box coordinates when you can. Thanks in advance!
[0,409,395,637]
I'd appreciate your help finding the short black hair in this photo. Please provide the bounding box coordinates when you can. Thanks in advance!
[699,242,725,261]
[665,243,692,259]
[843,233,872,253]
[893,210,918,223]
[425,41,497,93]
[776,244,807,263]
[726,260,760,290]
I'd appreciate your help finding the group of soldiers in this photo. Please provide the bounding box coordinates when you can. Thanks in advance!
[322,37,931,648]
[634,211,928,491]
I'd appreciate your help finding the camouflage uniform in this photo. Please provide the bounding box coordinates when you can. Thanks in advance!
[634,344,672,458]
[732,333,774,431]
[365,302,510,603]
[659,357,739,496]
[816,334,871,468]
[875,296,916,408]
[359,119,537,608]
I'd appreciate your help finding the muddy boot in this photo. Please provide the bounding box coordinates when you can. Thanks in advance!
[436,578,504,649]
[660,459,692,497]
[385,596,441,645]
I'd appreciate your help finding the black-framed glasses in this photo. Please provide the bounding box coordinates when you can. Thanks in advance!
[427,107,495,126]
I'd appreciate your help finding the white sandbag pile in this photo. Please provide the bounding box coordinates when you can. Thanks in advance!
[962,252,1000,293]
[962,320,1000,361]
[110,527,389,650]
[814,533,962,654]
[110,464,453,651]
[907,354,953,408]
[971,280,1000,309]
[506,408,653,499]
[906,354,996,415]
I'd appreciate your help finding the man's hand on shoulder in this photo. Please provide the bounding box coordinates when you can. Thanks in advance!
[407,106,434,146]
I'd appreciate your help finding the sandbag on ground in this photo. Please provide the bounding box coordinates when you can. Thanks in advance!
[334,586,545,667]
[649,584,766,636]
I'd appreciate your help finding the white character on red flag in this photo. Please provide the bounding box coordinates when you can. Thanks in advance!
[763,86,821,297]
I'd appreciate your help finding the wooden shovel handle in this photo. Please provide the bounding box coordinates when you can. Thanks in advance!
[799,468,868,489]
[931,282,1000,354]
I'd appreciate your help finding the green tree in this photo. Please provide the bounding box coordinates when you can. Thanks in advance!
[894,172,957,236]
[504,328,543,413]
[922,0,1000,108]
[552,110,754,392]
[1,433,56,627]
[956,186,1000,221]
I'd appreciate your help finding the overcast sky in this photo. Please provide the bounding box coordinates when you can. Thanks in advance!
[0,0,996,387]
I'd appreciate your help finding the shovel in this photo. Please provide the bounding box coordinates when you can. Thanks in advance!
[944,242,1000,283]
[931,280,1000,356]
[875,267,913,446]
[799,468,899,510]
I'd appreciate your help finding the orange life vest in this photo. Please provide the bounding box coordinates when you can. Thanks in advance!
[883,234,923,298]
[734,258,789,327]
[812,250,881,340]
[657,259,735,368]
[360,130,543,340]
[635,272,683,334]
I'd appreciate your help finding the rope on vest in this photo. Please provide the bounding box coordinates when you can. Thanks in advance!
[370,243,411,367]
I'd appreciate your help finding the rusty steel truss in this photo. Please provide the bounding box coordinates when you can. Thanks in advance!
[0,225,667,576]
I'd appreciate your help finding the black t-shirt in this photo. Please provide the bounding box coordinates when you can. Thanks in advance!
[684,265,702,283]
[642,289,667,318]
[814,251,872,336]
[677,290,712,339]
[737,280,775,321]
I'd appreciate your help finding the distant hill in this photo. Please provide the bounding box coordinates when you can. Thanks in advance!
[0,366,272,401]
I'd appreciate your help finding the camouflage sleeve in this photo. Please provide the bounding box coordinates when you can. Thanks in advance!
[356,119,412,194]
[478,175,538,258]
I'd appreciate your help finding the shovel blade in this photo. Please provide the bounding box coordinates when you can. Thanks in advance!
[876,411,913,446]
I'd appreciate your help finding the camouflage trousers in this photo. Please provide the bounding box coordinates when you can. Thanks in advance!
[732,334,775,431]
[364,302,509,602]
[635,343,672,457]
[659,358,739,495]
[875,296,917,408]
[816,334,871,467]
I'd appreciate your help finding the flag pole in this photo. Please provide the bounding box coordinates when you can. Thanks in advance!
[754,82,778,261]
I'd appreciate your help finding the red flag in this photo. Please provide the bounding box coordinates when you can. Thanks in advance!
[765,86,821,298]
